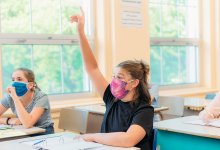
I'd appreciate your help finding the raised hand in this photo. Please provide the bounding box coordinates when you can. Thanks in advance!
[70,7,85,33]
[6,86,19,100]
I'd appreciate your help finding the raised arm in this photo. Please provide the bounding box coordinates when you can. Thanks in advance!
[70,8,108,97]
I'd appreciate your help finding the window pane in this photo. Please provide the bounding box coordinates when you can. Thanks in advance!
[62,45,89,93]
[31,0,60,34]
[1,44,89,95]
[0,0,93,97]
[61,0,81,35]
[1,45,32,89]
[33,45,62,94]
[149,0,198,38]
[0,0,30,33]
[150,46,198,85]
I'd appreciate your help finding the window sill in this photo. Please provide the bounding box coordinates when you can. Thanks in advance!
[50,97,103,113]
[3,96,103,117]
[159,87,219,97]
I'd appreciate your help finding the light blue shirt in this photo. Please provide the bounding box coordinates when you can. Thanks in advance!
[0,89,53,128]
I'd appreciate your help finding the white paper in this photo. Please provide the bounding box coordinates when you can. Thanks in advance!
[185,119,220,127]
[21,135,103,150]
[0,129,26,138]
[47,141,103,150]
[0,124,13,130]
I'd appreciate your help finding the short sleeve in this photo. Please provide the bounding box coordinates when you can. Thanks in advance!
[131,106,154,135]
[0,94,11,109]
[103,85,114,105]
[34,95,50,110]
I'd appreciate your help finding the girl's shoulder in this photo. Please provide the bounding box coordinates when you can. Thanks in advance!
[33,89,48,100]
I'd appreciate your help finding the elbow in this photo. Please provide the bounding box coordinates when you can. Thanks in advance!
[121,141,136,148]
[22,122,34,128]
[120,136,138,148]
[123,143,135,148]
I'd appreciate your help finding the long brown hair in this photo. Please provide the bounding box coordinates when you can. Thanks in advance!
[117,60,151,105]
[14,68,40,91]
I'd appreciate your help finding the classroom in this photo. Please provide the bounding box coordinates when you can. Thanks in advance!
[0,0,220,150]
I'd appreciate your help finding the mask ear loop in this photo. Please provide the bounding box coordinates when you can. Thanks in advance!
[126,79,138,91]
[127,80,134,83]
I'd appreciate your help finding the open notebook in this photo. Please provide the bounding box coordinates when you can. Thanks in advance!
[185,119,220,128]
[0,125,13,130]
[20,135,104,150]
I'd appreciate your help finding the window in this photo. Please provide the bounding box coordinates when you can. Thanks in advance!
[149,0,199,86]
[0,0,93,97]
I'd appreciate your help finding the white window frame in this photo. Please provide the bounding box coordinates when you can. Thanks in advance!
[0,1,96,100]
[149,1,201,89]
[0,34,96,100]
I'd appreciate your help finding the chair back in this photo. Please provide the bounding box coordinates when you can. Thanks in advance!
[158,96,184,117]
[58,107,103,134]
[58,107,88,133]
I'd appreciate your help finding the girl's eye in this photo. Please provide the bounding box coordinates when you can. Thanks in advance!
[118,76,124,80]
[16,78,23,81]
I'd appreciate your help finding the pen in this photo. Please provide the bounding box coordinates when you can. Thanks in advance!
[33,139,45,146]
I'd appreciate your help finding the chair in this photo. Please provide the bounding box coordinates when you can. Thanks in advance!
[149,84,159,106]
[58,107,103,134]
[158,96,184,120]
[150,128,158,150]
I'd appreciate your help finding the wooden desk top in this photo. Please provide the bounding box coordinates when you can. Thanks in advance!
[154,116,220,139]
[154,106,169,112]
[75,104,168,114]
[13,125,45,135]
[184,98,210,111]
[0,125,45,141]
[75,104,106,114]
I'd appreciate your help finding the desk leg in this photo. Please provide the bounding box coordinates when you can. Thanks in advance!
[157,130,220,150]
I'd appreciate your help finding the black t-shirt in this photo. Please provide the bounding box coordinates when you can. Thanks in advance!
[101,85,154,150]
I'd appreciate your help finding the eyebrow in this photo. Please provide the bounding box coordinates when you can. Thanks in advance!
[117,73,125,76]
[12,77,23,80]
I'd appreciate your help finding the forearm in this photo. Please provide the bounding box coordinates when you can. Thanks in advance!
[78,31,98,73]
[0,117,7,124]
[88,132,135,147]
[13,98,33,128]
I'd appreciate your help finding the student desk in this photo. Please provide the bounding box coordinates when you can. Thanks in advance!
[0,125,45,142]
[154,116,220,150]
[0,132,140,150]
[75,104,169,114]
[59,104,168,133]
[184,98,209,111]
[75,104,168,121]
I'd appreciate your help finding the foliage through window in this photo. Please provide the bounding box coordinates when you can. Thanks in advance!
[149,0,199,86]
[0,0,92,96]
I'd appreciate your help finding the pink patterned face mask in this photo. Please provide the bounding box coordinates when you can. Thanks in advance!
[110,78,131,99]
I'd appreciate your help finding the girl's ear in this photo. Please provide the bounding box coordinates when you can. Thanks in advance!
[27,82,34,90]
[132,79,139,88]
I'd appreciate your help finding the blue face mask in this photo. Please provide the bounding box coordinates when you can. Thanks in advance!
[11,82,29,97]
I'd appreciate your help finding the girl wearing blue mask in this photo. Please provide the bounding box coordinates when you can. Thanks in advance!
[0,68,54,135]
[70,9,154,150]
